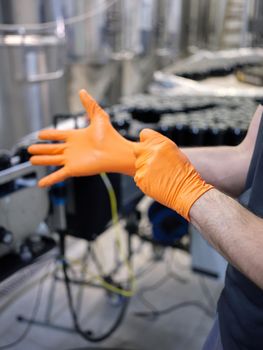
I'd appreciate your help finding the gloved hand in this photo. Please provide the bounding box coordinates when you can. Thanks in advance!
[134,129,213,221]
[28,90,136,187]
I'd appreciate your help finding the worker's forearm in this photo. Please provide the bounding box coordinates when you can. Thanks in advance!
[190,189,263,290]
[182,146,249,197]
[182,105,263,197]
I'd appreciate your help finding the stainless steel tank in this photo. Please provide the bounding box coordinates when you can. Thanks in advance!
[242,0,263,47]
[188,0,228,50]
[108,0,146,58]
[0,0,67,150]
[139,0,157,55]
[63,0,157,63]
[156,0,190,58]
[62,0,111,64]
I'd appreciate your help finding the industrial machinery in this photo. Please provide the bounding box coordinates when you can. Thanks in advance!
[0,0,193,132]
[0,0,68,150]
[156,0,190,60]
[0,72,261,347]
[0,112,143,343]
[1,1,263,347]
[242,0,263,47]
[0,155,49,262]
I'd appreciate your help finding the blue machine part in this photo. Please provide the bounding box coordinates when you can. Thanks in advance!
[148,202,188,245]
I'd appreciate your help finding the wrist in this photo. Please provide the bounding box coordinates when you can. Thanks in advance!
[117,138,137,176]
[189,187,217,224]
[171,170,214,221]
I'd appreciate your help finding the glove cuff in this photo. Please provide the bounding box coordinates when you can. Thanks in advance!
[170,169,214,221]
[181,181,214,221]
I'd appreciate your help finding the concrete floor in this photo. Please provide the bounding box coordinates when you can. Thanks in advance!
[0,221,223,350]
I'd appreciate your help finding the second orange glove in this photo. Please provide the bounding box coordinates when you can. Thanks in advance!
[28,90,136,187]
[134,129,214,221]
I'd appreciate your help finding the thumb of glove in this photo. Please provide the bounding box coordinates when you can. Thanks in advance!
[133,128,166,157]
[139,128,161,142]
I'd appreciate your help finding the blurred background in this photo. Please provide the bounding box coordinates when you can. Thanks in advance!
[0,1,262,349]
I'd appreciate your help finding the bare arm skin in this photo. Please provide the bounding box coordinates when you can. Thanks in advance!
[182,105,263,197]
[190,189,263,290]
[186,106,263,289]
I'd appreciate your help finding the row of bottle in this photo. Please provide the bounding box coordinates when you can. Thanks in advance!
[172,55,263,81]
[157,121,247,147]
[112,112,248,147]
[110,94,259,147]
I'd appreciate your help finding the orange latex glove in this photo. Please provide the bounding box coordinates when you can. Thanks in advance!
[28,90,136,187]
[134,129,213,221]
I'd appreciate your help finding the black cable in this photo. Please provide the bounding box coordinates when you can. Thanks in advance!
[137,293,158,316]
[116,257,157,286]
[134,300,215,319]
[66,258,157,293]
[62,258,130,342]
[133,259,156,280]
[139,274,171,294]
[136,259,188,313]
[135,266,176,304]
[134,256,215,320]
[0,267,47,349]
[136,275,171,315]
[108,240,145,278]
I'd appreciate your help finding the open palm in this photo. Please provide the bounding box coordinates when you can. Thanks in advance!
[28,90,136,187]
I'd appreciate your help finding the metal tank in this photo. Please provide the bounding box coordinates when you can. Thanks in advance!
[139,0,157,55]
[0,0,67,150]
[64,0,158,110]
[107,0,147,58]
[155,0,190,61]
[242,0,263,47]
[62,0,157,63]
[62,0,111,64]
[187,0,228,50]
[105,0,157,58]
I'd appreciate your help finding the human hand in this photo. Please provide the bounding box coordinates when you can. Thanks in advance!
[134,129,213,220]
[28,90,136,187]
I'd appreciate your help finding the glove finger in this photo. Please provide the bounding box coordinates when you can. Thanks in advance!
[139,128,162,142]
[28,143,66,155]
[38,168,68,187]
[38,129,70,141]
[133,142,145,157]
[134,167,147,189]
[135,155,147,170]
[30,155,64,166]
[79,89,109,122]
